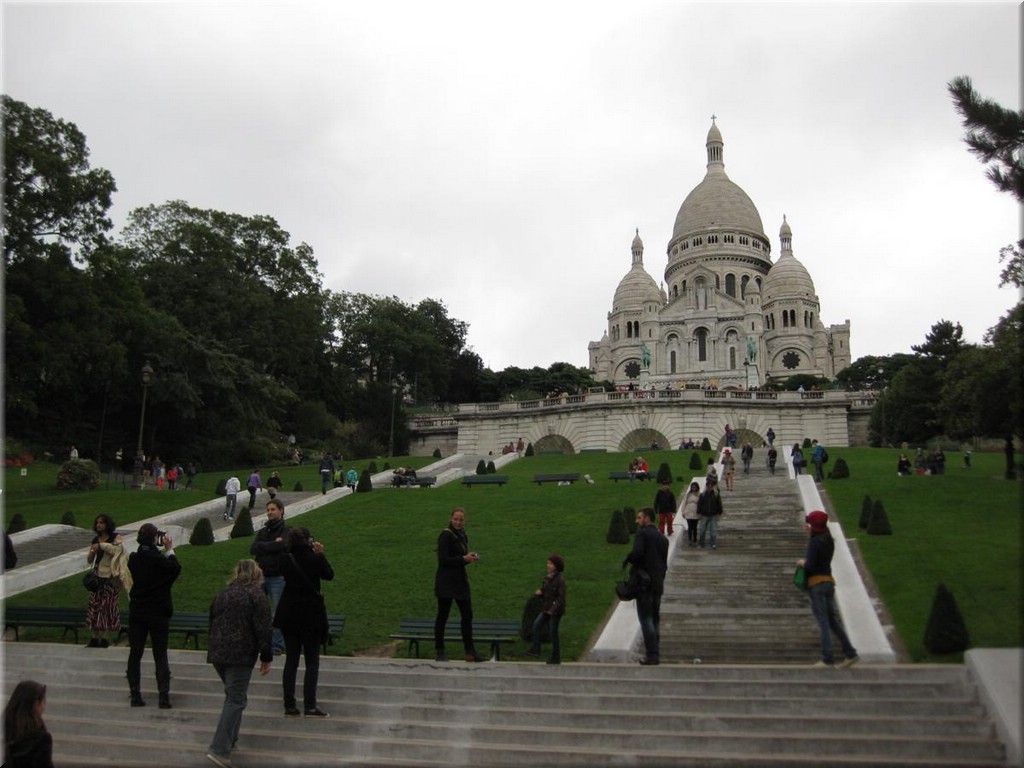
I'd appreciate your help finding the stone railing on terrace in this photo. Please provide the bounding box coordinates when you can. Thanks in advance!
[455,388,868,416]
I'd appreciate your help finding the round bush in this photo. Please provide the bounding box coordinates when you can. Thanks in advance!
[867,500,893,535]
[357,469,373,493]
[606,509,629,544]
[524,443,534,457]
[476,459,487,475]
[656,462,672,484]
[486,460,497,474]
[60,510,77,527]
[215,478,228,496]
[293,481,304,492]
[56,459,100,491]
[7,513,26,534]
[688,452,703,471]
[923,583,971,655]
[828,457,850,479]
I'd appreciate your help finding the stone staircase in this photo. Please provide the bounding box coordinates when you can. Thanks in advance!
[3,642,1007,767]
[662,466,828,664]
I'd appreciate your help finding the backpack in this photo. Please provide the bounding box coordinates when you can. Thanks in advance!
[821,449,829,464]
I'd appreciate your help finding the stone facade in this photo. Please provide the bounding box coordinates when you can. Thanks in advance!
[588,120,851,389]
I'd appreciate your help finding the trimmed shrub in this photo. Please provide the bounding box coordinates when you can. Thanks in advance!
[802,437,813,449]
[357,469,373,493]
[486,460,497,474]
[215,478,228,496]
[60,510,76,527]
[368,461,378,474]
[700,437,711,451]
[867,500,892,535]
[432,448,442,459]
[293,481,303,492]
[688,452,703,471]
[923,583,971,655]
[624,506,638,535]
[606,510,629,544]
[7,513,26,535]
[476,459,488,475]
[655,462,672,484]
[828,457,850,479]
[190,517,215,545]
[525,443,534,457]
[859,495,873,530]
[230,510,254,539]
[56,459,100,491]
[520,594,550,642]
[384,462,391,471]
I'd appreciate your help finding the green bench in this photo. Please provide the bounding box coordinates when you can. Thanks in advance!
[609,471,653,482]
[533,473,581,485]
[4,606,87,643]
[390,617,520,660]
[461,475,509,487]
[117,611,345,652]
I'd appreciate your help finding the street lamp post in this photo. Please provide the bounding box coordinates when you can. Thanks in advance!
[130,361,154,490]
[388,382,398,459]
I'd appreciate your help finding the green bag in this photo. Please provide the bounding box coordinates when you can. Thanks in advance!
[792,564,808,591]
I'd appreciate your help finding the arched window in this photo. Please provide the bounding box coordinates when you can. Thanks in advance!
[670,350,677,374]
[789,309,796,327]
[741,275,749,297]
[729,347,736,369]
[725,273,736,297]
[696,329,708,362]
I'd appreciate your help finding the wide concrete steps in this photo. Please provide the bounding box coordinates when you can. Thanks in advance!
[663,470,830,664]
[3,643,1005,767]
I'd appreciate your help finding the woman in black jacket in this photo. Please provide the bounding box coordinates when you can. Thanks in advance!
[3,681,52,768]
[433,508,485,662]
[274,527,334,717]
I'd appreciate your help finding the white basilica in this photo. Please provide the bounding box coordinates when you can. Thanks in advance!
[588,120,851,390]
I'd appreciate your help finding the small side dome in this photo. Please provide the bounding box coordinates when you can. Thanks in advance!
[613,265,662,310]
[780,215,792,238]
[763,254,815,301]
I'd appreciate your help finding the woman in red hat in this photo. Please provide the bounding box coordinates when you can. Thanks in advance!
[798,510,859,668]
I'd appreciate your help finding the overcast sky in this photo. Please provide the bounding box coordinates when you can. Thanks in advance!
[3,1,1020,371]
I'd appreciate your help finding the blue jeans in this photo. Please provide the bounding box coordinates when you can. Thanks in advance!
[814,459,825,481]
[698,516,719,547]
[263,576,285,652]
[530,612,562,661]
[635,589,661,661]
[321,470,331,493]
[208,663,254,757]
[809,581,857,664]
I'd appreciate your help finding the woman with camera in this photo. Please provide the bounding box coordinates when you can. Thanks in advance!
[85,514,124,648]
[274,526,335,718]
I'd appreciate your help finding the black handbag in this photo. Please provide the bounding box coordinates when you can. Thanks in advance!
[83,567,103,592]
[615,568,651,601]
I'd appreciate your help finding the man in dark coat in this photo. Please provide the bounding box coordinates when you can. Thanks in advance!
[127,523,182,708]
[624,507,669,665]
[433,508,484,662]
[250,499,291,654]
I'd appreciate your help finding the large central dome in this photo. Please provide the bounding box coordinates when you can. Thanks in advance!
[670,121,765,243]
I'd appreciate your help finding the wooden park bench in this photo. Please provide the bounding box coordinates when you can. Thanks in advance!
[609,471,653,482]
[116,610,345,652]
[4,606,87,643]
[390,617,520,660]
[533,473,581,485]
[461,475,509,487]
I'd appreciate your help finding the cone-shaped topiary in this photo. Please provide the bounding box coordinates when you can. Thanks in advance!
[802,437,813,449]
[190,517,215,545]
[859,495,873,530]
[520,594,550,642]
[7,513,26,534]
[624,506,638,535]
[368,461,378,474]
[357,469,373,493]
[432,448,442,459]
[689,452,704,470]
[923,582,971,655]
[606,509,629,544]
[486,460,497,474]
[700,437,711,451]
[215,478,228,496]
[61,510,76,527]
[230,509,254,539]
[56,459,100,491]
[525,443,534,457]
[293,481,303,492]
[384,462,391,470]
[656,462,673,484]
[828,457,850,479]
[867,499,892,535]
[476,459,488,475]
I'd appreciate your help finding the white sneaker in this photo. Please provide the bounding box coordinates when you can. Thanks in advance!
[838,656,860,669]
[206,754,233,768]
[812,660,835,668]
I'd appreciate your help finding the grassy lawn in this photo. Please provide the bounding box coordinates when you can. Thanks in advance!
[822,447,1022,661]
[4,448,1020,663]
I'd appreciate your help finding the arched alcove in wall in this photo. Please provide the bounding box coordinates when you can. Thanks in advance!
[532,434,576,454]
[618,428,669,453]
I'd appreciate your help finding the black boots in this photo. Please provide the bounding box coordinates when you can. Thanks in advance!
[130,690,146,707]
[158,692,172,709]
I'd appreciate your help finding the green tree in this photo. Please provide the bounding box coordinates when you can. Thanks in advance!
[948,75,1024,288]
[2,95,116,265]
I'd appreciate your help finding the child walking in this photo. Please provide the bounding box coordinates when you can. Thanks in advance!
[525,554,567,665]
